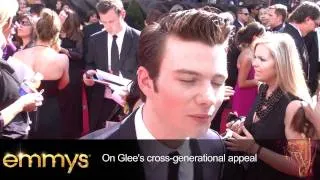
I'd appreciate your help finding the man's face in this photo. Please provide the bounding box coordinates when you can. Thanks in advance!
[304,16,320,35]
[258,8,269,26]
[142,35,227,139]
[252,6,259,16]
[267,8,282,28]
[238,8,249,24]
[99,8,125,35]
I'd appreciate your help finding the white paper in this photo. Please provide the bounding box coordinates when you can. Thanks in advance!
[94,69,133,92]
[95,69,132,87]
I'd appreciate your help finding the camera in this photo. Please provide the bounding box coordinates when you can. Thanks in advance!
[227,112,245,122]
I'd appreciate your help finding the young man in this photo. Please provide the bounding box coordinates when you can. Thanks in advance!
[267,4,287,32]
[84,9,232,180]
[283,1,320,95]
[83,0,140,131]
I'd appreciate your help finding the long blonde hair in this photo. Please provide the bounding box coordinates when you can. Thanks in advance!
[253,33,311,102]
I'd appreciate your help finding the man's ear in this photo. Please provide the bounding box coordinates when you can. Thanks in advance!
[305,16,312,23]
[137,66,155,99]
[120,9,126,19]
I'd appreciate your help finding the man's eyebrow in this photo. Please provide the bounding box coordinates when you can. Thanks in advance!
[212,74,227,80]
[173,69,201,76]
[174,69,226,79]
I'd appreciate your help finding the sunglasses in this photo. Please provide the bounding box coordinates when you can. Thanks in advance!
[18,20,32,26]
[240,13,249,16]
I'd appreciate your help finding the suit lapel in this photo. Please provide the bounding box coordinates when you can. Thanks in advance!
[190,139,204,180]
[314,31,319,59]
[114,110,137,139]
[119,27,132,71]
[101,31,109,71]
[110,110,146,180]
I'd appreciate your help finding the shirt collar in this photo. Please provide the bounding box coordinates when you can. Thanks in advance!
[272,23,285,32]
[238,20,244,27]
[135,104,191,169]
[108,22,127,39]
[289,23,302,37]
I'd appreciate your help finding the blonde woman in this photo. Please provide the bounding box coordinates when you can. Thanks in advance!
[226,33,315,179]
[13,8,69,139]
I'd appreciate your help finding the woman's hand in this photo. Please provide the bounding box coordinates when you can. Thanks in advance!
[226,114,245,134]
[224,86,235,101]
[225,125,259,154]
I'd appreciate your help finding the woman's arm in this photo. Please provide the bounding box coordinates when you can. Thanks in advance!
[302,93,320,138]
[226,100,313,177]
[1,93,43,127]
[237,51,258,88]
[58,54,70,90]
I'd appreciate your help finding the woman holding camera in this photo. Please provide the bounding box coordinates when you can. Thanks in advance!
[225,33,316,180]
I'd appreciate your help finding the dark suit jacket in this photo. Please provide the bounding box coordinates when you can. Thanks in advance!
[85,25,140,131]
[233,20,243,33]
[82,110,226,180]
[82,22,104,57]
[304,31,319,95]
[282,23,310,81]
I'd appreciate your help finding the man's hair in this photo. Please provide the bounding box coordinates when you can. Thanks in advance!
[236,6,248,14]
[269,4,288,22]
[138,9,232,101]
[288,1,320,23]
[0,0,18,28]
[96,0,123,15]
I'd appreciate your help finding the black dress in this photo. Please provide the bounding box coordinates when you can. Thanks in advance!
[243,85,305,180]
[29,80,61,139]
[60,37,83,138]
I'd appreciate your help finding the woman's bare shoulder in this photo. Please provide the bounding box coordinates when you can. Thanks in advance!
[13,48,33,59]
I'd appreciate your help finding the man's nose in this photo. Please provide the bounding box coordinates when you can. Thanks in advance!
[195,84,217,107]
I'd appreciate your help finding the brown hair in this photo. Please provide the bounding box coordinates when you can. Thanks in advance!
[16,13,37,48]
[291,106,315,138]
[288,1,320,23]
[36,8,61,44]
[96,0,123,15]
[269,4,288,22]
[139,9,232,101]
[61,9,82,42]
[237,22,265,47]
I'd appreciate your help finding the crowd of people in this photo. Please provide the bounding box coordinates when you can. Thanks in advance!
[0,0,320,179]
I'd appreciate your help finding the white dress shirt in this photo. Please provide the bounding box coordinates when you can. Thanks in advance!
[134,104,194,180]
[289,23,302,37]
[107,23,126,73]
[316,27,320,62]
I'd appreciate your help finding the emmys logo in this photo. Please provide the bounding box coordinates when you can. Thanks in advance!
[2,153,90,174]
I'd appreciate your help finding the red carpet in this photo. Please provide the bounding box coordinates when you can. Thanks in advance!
[82,84,90,136]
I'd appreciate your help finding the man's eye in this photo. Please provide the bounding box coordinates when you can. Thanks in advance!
[211,81,223,87]
[180,79,196,84]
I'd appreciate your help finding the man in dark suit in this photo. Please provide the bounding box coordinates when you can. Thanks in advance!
[282,2,320,95]
[83,0,140,132]
[83,9,233,180]
[267,4,287,32]
[83,22,104,57]
[304,30,320,96]
[234,6,249,32]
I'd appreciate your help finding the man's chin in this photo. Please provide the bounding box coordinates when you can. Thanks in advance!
[188,127,209,139]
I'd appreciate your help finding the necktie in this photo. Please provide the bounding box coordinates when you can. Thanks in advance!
[168,151,180,180]
[111,35,119,75]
